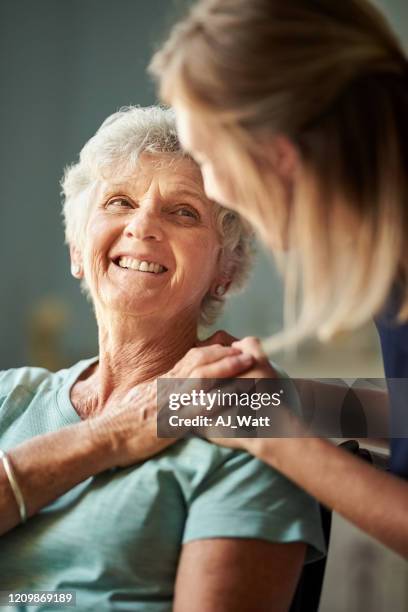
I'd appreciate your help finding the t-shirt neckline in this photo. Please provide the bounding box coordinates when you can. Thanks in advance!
[55,356,99,424]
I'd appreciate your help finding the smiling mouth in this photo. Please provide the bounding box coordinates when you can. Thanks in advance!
[113,256,168,275]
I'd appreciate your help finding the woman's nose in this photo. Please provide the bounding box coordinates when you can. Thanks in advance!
[124,208,164,241]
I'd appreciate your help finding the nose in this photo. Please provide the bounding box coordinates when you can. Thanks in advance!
[124,206,164,242]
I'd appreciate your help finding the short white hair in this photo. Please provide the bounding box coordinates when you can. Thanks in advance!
[61,105,254,326]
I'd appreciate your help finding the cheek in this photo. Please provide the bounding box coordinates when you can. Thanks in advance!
[86,214,120,254]
[83,216,118,275]
[87,214,111,242]
[179,234,220,290]
[82,247,106,293]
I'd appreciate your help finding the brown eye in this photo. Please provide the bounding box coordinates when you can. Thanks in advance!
[106,197,133,210]
[173,206,199,220]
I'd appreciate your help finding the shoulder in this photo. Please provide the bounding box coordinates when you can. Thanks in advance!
[166,437,315,508]
[169,438,325,560]
[0,366,62,398]
[0,358,94,399]
[163,436,253,479]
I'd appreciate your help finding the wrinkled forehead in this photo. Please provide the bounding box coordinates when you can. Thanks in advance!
[95,151,212,205]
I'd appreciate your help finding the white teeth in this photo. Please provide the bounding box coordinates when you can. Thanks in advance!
[117,257,165,274]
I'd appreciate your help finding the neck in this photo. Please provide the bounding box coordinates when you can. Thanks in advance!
[73,307,199,417]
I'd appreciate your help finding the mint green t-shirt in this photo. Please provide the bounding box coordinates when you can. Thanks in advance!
[0,358,325,611]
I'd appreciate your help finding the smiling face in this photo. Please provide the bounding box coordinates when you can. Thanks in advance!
[72,152,222,322]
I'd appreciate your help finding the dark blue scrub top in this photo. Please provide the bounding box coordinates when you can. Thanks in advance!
[375,284,408,479]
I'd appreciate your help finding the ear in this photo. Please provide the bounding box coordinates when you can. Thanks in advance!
[211,276,232,298]
[69,244,84,279]
[211,246,237,298]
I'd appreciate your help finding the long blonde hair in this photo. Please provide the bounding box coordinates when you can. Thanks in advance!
[150,0,408,349]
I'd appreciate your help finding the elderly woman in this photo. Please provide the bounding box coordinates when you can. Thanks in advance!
[0,106,324,611]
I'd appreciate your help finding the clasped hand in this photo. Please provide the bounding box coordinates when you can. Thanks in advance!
[88,332,277,467]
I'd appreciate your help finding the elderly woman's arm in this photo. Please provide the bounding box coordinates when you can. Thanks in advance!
[0,342,253,535]
[0,411,178,535]
[174,539,305,612]
[0,376,174,535]
[0,421,112,535]
[0,389,183,535]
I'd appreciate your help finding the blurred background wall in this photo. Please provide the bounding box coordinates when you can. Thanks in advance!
[0,0,406,375]
[0,1,408,607]
[0,0,172,368]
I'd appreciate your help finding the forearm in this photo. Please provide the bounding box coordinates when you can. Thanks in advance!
[271,378,390,447]
[249,436,408,558]
[0,421,112,535]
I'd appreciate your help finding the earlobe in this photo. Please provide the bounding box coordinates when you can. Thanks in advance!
[71,263,82,278]
[69,245,83,279]
[212,278,231,298]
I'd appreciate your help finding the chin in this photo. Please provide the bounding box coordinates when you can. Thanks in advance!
[99,288,159,315]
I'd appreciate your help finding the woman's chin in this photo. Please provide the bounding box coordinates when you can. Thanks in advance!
[98,283,166,315]
[102,263,171,301]
[90,264,175,317]
[103,293,163,317]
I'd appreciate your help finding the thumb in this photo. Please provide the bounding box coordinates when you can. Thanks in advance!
[198,329,239,348]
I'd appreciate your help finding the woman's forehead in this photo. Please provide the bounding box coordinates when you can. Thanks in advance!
[97,152,208,201]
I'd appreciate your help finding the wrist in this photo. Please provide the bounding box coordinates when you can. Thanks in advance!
[82,417,118,472]
[244,436,277,461]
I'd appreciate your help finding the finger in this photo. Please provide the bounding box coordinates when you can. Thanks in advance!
[164,346,240,379]
[198,330,239,347]
[195,352,255,378]
[232,337,267,361]
[232,336,262,351]
[183,344,244,368]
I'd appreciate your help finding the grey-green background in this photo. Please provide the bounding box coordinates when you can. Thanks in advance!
[1,1,408,607]
[0,0,285,369]
[0,0,406,370]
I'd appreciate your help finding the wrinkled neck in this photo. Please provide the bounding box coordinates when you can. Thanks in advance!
[71,306,199,417]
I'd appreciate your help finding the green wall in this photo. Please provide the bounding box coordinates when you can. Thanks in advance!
[0,0,406,368]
